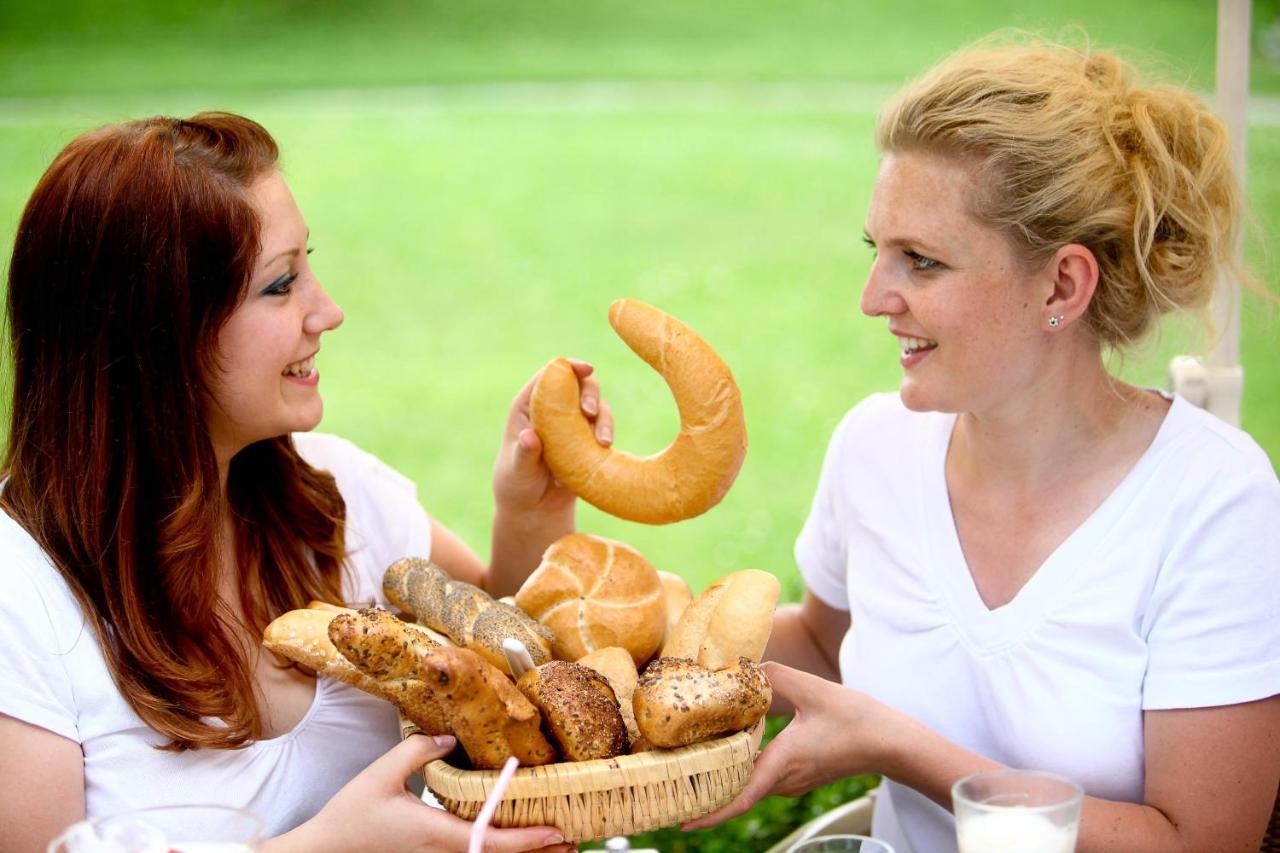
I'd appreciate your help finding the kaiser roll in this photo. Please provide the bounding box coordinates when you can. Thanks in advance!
[515,533,666,667]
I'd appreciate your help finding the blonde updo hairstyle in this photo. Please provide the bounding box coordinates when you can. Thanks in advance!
[876,37,1243,347]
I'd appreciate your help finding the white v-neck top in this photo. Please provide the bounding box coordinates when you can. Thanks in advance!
[0,433,433,836]
[796,392,1280,853]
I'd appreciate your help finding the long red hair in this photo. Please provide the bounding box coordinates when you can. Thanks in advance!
[2,113,347,750]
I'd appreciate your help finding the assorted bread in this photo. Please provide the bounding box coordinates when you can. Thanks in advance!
[529,298,748,525]
[264,554,777,768]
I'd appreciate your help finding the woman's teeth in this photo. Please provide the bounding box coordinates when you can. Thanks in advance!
[899,336,938,355]
[283,355,315,377]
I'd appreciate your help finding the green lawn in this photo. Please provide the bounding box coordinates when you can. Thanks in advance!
[2,1,1277,598]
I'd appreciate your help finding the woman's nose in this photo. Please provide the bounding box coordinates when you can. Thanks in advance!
[859,260,904,318]
[305,280,344,334]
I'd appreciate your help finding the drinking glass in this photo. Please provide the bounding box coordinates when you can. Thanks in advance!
[787,834,896,853]
[952,770,1083,853]
[47,804,265,853]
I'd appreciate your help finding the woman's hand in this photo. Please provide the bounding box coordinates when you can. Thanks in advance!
[486,359,612,596]
[493,359,612,517]
[683,662,902,830]
[273,735,575,853]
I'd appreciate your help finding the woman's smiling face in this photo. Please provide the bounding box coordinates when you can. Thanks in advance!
[860,150,1053,415]
[204,170,344,461]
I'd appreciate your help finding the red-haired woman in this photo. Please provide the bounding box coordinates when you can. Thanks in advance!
[0,113,597,852]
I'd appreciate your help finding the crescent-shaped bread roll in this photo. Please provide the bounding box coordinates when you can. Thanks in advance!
[530,298,747,525]
[661,569,780,670]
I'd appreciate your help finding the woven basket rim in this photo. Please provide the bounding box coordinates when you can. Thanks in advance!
[423,720,764,802]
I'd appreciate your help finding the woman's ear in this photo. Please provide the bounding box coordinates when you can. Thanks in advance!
[1042,243,1099,331]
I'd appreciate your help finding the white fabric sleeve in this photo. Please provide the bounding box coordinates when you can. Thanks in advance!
[794,410,857,612]
[0,564,80,741]
[1141,466,1280,710]
[294,433,433,606]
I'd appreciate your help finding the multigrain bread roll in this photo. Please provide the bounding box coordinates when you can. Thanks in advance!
[661,569,780,671]
[633,656,771,748]
[577,646,641,746]
[516,533,666,667]
[326,607,451,735]
[516,660,628,761]
[383,557,451,633]
[325,610,556,770]
[529,299,747,525]
[383,557,554,676]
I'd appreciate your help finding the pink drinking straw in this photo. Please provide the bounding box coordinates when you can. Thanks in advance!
[468,755,520,853]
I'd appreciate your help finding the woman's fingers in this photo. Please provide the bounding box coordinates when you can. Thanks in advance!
[681,740,787,830]
[593,398,613,446]
[762,661,828,712]
[367,734,455,792]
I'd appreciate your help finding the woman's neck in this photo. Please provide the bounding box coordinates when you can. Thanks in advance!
[949,344,1161,491]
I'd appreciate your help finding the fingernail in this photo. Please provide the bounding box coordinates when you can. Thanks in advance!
[582,396,598,415]
[542,833,564,846]
[598,426,612,444]
[432,734,456,749]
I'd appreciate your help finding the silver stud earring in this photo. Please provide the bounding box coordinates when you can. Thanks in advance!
[1048,315,1063,328]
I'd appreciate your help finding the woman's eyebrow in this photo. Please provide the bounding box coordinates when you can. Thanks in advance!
[260,230,310,266]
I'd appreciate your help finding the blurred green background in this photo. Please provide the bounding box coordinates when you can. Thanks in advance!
[3,1,1278,849]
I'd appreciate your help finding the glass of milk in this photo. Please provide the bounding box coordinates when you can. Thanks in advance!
[47,805,265,853]
[787,835,895,852]
[952,770,1083,853]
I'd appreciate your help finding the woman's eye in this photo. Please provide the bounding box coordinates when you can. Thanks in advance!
[261,272,298,296]
[905,250,940,272]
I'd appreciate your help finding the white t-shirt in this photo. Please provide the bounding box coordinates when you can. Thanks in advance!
[796,392,1280,853]
[0,433,434,837]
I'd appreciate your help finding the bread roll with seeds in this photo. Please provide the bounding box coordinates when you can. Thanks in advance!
[469,601,556,676]
[383,557,450,633]
[516,533,666,667]
[516,660,627,761]
[324,610,557,769]
[383,557,554,676]
[633,656,771,748]
[325,607,451,735]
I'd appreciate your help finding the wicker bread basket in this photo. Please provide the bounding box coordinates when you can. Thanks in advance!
[403,717,764,843]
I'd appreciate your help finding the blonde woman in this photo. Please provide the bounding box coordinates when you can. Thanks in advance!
[689,38,1280,852]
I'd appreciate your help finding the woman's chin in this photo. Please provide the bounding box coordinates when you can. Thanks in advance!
[897,381,955,414]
